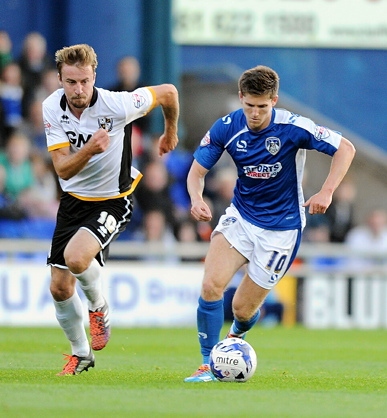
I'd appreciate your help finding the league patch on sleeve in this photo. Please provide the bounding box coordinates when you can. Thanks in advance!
[314,125,330,141]
[132,93,146,109]
[44,120,51,135]
[200,131,211,147]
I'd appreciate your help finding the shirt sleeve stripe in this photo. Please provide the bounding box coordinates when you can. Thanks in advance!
[48,142,69,152]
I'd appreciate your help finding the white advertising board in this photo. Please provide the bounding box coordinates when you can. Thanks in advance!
[303,273,387,328]
[2,262,387,328]
[173,0,387,49]
[0,263,203,327]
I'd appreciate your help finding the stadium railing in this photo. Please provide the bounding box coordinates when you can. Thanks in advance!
[0,239,385,270]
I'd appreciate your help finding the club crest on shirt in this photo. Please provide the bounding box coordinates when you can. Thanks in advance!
[265,137,281,155]
[98,117,113,132]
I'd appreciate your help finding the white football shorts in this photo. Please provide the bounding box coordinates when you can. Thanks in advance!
[212,205,301,289]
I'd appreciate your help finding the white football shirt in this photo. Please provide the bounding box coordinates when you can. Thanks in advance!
[43,86,155,200]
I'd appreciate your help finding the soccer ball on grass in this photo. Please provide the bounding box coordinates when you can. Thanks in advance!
[209,337,257,382]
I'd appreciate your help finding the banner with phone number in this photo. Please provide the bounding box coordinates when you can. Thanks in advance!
[173,0,387,50]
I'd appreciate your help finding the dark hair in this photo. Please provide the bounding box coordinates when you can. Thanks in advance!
[238,65,279,98]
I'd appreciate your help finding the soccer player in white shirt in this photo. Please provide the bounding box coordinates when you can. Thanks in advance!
[42,44,179,375]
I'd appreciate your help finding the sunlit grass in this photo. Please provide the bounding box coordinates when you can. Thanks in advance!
[1,326,386,417]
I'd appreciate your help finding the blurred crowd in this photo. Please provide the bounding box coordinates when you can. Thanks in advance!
[0,30,210,248]
[1,30,387,261]
[0,31,60,239]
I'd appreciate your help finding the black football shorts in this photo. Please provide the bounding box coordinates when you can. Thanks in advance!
[47,192,133,268]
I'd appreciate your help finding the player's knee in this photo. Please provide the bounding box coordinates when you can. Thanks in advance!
[50,284,73,301]
[50,275,75,301]
[63,248,89,274]
[201,278,225,301]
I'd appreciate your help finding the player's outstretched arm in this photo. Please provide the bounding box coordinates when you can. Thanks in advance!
[149,83,179,156]
[304,136,356,215]
[187,159,212,222]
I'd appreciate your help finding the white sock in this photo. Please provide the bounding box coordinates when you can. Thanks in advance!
[74,258,104,311]
[54,290,90,357]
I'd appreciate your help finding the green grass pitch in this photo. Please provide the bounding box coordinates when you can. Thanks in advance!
[1,325,386,417]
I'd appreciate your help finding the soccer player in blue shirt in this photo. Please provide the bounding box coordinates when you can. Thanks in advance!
[184,65,355,382]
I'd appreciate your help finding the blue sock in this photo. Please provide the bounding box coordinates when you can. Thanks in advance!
[197,296,224,364]
[231,309,261,335]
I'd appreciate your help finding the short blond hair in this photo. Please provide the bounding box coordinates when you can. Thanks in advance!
[55,44,98,77]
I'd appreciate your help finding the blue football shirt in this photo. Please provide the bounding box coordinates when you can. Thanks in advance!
[193,108,342,230]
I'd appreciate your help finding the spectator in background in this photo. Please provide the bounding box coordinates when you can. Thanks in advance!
[0,163,26,221]
[0,143,57,240]
[137,133,162,168]
[33,67,60,102]
[109,55,149,133]
[302,215,341,270]
[164,147,193,218]
[137,133,193,220]
[211,165,237,226]
[302,210,331,244]
[344,208,387,270]
[19,98,48,155]
[0,32,10,144]
[134,209,178,263]
[345,208,387,252]
[0,30,12,73]
[173,216,204,262]
[130,123,145,168]
[0,131,35,238]
[325,177,357,242]
[0,61,24,136]
[110,56,141,92]
[18,32,55,117]
[0,99,7,148]
[174,216,201,243]
[109,57,149,168]
[18,153,59,220]
[134,159,176,231]
[0,130,34,201]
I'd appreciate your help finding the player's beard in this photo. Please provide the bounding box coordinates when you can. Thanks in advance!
[69,95,89,109]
